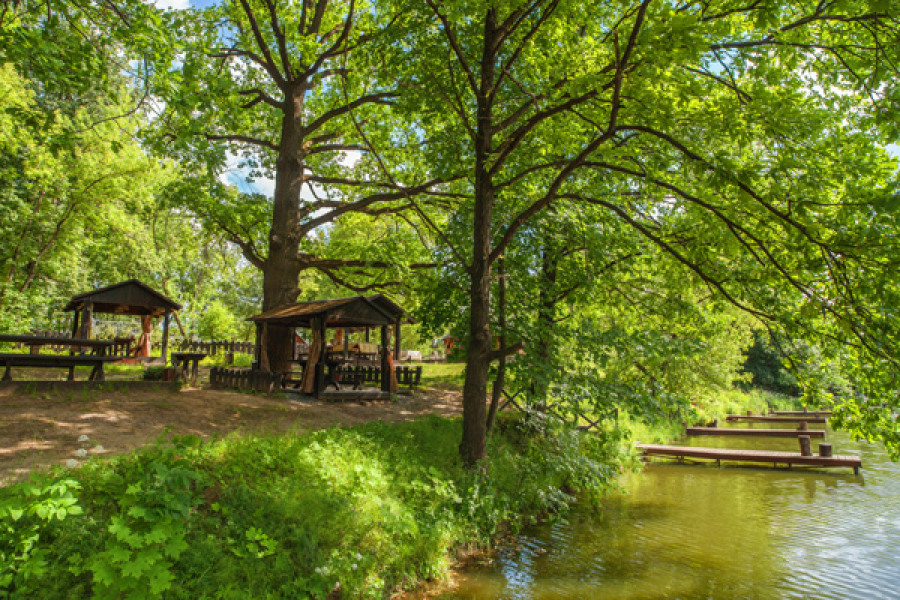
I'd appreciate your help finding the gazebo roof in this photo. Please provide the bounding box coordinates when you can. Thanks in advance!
[63,279,181,316]
[248,295,413,328]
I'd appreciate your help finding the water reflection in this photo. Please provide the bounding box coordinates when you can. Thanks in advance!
[442,428,899,600]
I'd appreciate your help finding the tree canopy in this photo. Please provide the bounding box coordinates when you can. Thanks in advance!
[2,0,899,463]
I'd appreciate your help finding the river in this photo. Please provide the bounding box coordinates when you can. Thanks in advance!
[439,424,900,599]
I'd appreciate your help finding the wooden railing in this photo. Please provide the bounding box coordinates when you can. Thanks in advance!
[209,367,283,394]
[498,388,617,433]
[178,339,255,359]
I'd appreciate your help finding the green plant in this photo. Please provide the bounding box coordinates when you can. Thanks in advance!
[0,479,83,593]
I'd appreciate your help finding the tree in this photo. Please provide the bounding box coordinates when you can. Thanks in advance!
[148,0,455,371]
[388,0,900,464]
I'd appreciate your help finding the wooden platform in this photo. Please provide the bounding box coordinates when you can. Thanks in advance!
[770,409,832,417]
[686,427,826,438]
[637,444,861,474]
[725,414,827,424]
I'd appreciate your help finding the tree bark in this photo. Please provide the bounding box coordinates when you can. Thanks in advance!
[459,9,499,467]
[263,90,306,372]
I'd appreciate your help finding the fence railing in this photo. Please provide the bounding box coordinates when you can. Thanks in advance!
[13,332,256,360]
[498,388,617,433]
[209,367,283,393]
[177,339,255,359]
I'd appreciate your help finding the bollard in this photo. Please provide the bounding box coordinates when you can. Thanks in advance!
[797,421,808,431]
[798,435,812,457]
[819,443,833,457]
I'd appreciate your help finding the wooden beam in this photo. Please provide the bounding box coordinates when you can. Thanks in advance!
[394,322,401,361]
[381,325,390,393]
[161,309,171,365]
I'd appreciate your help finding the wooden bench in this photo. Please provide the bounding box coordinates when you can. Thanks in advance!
[0,353,122,382]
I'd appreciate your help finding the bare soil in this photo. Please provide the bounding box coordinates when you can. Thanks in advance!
[0,385,463,485]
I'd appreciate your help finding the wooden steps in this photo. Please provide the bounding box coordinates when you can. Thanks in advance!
[726,414,826,424]
[686,427,826,439]
[637,443,861,474]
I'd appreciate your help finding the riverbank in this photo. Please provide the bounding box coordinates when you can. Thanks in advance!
[0,408,620,598]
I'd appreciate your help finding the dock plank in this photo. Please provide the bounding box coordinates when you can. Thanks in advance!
[726,414,826,423]
[686,427,826,438]
[770,409,832,417]
[637,443,861,473]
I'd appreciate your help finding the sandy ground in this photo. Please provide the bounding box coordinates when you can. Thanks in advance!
[0,384,463,484]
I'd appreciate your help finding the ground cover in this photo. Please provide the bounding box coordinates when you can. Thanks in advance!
[0,407,618,599]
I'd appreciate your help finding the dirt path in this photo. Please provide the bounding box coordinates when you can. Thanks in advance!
[0,385,463,484]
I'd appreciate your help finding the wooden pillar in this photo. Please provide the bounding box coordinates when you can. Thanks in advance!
[161,310,171,365]
[381,325,390,392]
[365,327,370,342]
[819,443,833,457]
[253,323,262,369]
[315,318,327,398]
[394,322,401,361]
[70,310,80,343]
[798,435,812,457]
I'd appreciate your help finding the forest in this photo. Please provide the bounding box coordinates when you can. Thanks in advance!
[1,0,899,597]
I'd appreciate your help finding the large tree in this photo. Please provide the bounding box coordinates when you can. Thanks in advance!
[148,0,453,371]
[388,0,900,464]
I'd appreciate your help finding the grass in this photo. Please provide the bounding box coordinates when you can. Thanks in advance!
[419,362,465,389]
[0,413,620,599]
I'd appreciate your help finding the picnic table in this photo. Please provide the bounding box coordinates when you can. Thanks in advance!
[170,351,207,385]
[0,334,117,381]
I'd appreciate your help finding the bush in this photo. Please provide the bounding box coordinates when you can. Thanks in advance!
[0,416,621,599]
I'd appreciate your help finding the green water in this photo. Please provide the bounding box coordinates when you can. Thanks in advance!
[441,426,900,599]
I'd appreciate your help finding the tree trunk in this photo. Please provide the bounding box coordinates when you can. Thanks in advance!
[459,9,499,467]
[263,92,305,372]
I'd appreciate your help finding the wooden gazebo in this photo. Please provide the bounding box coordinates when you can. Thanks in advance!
[63,279,181,364]
[248,295,412,397]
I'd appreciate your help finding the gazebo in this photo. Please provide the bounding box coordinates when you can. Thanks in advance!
[248,295,412,397]
[63,279,181,364]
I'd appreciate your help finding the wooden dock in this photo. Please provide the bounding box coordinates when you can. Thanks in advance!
[637,444,861,474]
[770,409,832,417]
[726,414,826,424]
[686,427,826,439]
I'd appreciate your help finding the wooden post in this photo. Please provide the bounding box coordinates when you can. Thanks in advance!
[394,322,401,361]
[797,421,808,431]
[798,435,812,457]
[365,327,370,342]
[381,325,390,392]
[818,443,833,457]
[315,317,327,398]
[161,310,171,365]
[253,324,262,369]
[68,311,80,380]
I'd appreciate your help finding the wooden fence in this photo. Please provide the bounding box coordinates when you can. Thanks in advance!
[178,339,255,358]
[209,367,283,394]
[498,388,616,433]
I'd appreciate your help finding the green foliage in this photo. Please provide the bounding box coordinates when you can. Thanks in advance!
[0,479,83,594]
[197,300,240,341]
[0,418,619,599]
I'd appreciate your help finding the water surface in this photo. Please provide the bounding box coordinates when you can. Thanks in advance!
[441,426,899,599]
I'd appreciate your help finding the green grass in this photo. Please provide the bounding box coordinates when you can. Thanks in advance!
[419,362,465,389]
[0,414,620,599]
